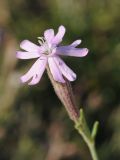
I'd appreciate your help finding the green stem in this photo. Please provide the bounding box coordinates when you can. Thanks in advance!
[77,128,99,160]
[75,109,99,160]
[88,143,99,160]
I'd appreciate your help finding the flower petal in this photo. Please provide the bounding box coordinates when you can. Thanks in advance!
[44,29,54,43]
[16,51,40,59]
[54,56,76,81]
[56,46,89,57]
[21,57,47,85]
[70,40,82,47]
[52,25,66,45]
[20,40,41,52]
[48,57,65,83]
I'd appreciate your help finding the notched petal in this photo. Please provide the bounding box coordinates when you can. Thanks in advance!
[44,29,54,43]
[48,57,65,83]
[20,57,47,85]
[16,51,40,59]
[57,46,89,57]
[70,40,82,47]
[20,40,40,52]
[54,56,77,81]
[52,25,66,45]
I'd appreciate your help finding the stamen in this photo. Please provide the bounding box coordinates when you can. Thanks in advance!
[38,37,45,45]
[37,37,55,55]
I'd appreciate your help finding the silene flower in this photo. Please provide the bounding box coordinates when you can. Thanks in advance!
[16,25,88,85]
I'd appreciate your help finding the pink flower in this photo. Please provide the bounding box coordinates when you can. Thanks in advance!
[16,25,88,85]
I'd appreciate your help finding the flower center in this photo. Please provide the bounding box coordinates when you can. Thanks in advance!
[38,37,56,56]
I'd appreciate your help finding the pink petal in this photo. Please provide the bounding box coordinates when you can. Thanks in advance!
[52,25,66,45]
[21,57,47,85]
[48,57,65,83]
[20,40,41,52]
[54,56,76,81]
[56,46,89,57]
[70,40,81,47]
[16,51,40,59]
[44,29,54,43]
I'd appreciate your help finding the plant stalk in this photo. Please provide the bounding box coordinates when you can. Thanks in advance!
[47,65,99,160]
[89,143,99,160]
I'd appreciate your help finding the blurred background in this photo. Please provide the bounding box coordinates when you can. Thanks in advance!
[0,0,120,160]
